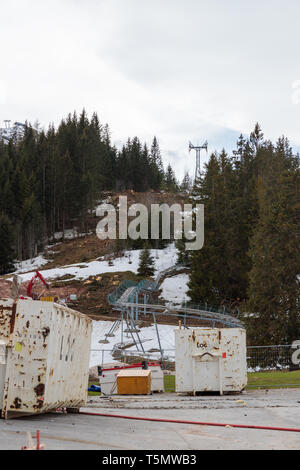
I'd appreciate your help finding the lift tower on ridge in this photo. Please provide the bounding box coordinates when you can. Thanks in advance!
[189,140,208,181]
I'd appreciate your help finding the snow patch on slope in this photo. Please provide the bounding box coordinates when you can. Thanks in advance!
[159,273,190,305]
[13,256,50,274]
[10,243,178,283]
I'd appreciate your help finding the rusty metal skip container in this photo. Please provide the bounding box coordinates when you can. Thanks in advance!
[175,327,247,395]
[0,298,92,419]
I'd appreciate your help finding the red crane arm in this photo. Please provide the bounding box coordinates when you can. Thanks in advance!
[27,271,49,298]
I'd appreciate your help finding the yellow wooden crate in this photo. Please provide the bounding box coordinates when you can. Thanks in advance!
[117,369,151,395]
[40,296,57,302]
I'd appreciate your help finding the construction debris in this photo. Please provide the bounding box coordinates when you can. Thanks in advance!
[21,430,45,450]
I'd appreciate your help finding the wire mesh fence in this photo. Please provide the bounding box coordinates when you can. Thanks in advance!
[91,344,300,371]
[246,345,298,371]
[90,345,300,394]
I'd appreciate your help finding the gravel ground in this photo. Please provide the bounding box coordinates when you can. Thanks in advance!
[0,388,299,450]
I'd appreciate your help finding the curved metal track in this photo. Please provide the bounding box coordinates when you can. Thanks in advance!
[101,269,244,361]
[109,276,243,329]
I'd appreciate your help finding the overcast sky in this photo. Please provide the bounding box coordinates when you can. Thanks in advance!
[1,0,300,180]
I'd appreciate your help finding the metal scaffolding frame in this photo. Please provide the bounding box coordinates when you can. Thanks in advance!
[98,276,243,364]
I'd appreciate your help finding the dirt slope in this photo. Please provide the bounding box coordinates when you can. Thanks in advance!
[0,190,187,319]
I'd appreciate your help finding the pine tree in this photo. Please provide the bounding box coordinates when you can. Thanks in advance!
[187,152,224,304]
[150,136,164,189]
[180,171,193,194]
[0,213,15,274]
[187,142,256,306]
[247,137,300,344]
[164,164,178,192]
[175,238,192,266]
[137,246,155,277]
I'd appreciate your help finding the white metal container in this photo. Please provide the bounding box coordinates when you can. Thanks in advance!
[0,298,92,418]
[99,363,164,395]
[99,367,120,395]
[175,327,247,395]
[149,364,164,392]
[0,340,7,406]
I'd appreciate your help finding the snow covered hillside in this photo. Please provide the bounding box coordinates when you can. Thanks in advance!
[9,243,178,284]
